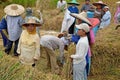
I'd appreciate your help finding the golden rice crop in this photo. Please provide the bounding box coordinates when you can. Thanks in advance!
[0,0,120,80]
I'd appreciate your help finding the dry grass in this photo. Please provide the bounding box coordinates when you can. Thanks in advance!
[0,0,120,80]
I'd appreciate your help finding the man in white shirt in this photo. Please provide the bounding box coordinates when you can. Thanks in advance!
[70,23,90,80]
[57,0,67,11]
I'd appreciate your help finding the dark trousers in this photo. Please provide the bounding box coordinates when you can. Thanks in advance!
[5,39,19,55]
[68,21,75,34]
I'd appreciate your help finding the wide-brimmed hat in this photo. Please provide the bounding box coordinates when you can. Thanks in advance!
[68,0,80,5]
[70,11,91,25]
[116,1,120,4]
[93,1,107,7]
[4,4,25,16]
[22,18,41,27]
[76,23,90,33]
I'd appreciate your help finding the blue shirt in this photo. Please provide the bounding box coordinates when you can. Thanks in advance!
[0,17,7,29]
[68,6,79,13]
[6,15,24,41]
[71,34,80,44]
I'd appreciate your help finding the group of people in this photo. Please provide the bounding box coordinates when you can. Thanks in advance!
[0,4,43,65]
[0,3,71,75]
[0,0,119,80]
[57,0,112,80]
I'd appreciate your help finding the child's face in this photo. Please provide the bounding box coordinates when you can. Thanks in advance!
[96,5,102,9]
[26,24,36,33]
[77,29,86,36]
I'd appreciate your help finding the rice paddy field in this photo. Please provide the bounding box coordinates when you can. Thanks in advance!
[0,0,120,80]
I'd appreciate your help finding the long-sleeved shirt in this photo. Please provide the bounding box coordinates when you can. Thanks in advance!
[71,36,89,64]
[40,35,64,58]
[6,15,24,41]
[68,6,79,14]
[61,9,75,32]
[99,10,111,28]
[0,16,7,29]
[17,30,40,65]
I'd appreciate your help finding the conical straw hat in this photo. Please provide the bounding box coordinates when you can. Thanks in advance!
[70,11,91,25]
[22,18,41,27]
[4,4,25,16]
[93,1,107,7]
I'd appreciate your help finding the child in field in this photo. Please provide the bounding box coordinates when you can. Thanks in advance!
[17,18,41,67]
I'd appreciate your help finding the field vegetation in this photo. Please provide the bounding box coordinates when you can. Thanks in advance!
[0,0,120,80]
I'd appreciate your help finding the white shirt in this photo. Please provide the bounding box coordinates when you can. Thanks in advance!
[17,30,40,65]
[57,0,67,9]
[99,10,111,28]
[61,9,75,32]
[71,36,89,64]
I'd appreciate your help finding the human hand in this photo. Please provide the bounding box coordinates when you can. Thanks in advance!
[69,57,73,62]
[36,10,40,13]
[34,58,38,61]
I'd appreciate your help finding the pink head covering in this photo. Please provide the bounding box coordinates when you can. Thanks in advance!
[114,6,120,23]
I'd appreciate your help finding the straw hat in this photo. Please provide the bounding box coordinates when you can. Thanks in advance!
[116,1,120,4]
[68,0,80,5]
[76,23,90,33]
[4,4,25,16]
[22,18,41,27]
[93,1,107,6]
[70,11,91,25]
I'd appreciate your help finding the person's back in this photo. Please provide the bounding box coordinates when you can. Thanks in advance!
[40,35,64,50]
[4,4,25,56]
[6,15,23,41]
[40,35,65,74]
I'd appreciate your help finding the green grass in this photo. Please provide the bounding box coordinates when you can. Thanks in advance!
[11,0,36,7]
